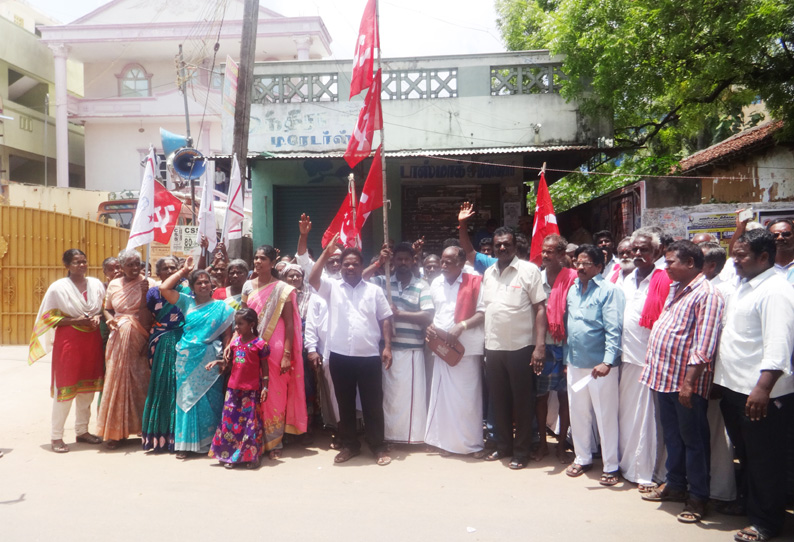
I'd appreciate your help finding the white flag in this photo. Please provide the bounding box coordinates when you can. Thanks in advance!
[221,154,245,243]
[126,148,157,250]
[195,172,217,253]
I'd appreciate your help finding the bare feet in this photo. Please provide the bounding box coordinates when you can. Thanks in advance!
[268,449,282,460]
[531,443,549,462]
[51,439,69,453]
[104,440,120,450]
[175,451,188,459]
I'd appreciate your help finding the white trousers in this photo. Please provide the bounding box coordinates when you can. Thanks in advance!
[51,391,94,440]
[383,349,427,443]
[567,366,620,472]
[618,363,665,484]
[425,354,483,454]
[708,398,738,501]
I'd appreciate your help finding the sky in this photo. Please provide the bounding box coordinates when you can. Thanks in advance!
[23,0,506,58]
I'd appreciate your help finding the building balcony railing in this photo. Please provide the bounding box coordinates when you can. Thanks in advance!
[249,51,566,104]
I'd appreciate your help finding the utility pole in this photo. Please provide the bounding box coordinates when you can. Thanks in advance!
[44,94,49,186]
[232,0,259,204]
[177,44,196,222]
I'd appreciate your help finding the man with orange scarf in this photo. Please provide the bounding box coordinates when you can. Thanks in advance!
[619,227,672,491]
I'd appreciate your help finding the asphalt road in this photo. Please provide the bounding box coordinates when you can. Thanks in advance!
[0,345,788,542]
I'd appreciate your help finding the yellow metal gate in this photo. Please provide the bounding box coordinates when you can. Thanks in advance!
[0,205,129,345]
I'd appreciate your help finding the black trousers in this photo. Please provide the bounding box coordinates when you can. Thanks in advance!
[719,386,793,537]
[485,345,536,460]
[329,352,385,454]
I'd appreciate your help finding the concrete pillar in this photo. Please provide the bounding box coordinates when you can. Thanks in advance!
[49,43,70,188]
[293,35,312,61]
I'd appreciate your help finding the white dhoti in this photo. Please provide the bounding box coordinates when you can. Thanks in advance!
[708,398,737,501]
[425,354,483,454]
[383,349,427,443]
[567,366,620,472]
[618,363,665,484]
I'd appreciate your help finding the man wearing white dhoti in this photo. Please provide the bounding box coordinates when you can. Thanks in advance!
[619,228,669,491]
[369,243,433,444]
[424,246,486,456]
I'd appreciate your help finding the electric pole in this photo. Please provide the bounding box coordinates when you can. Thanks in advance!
[232,0,259,201]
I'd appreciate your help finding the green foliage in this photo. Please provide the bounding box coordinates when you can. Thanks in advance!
[497,0,793,210]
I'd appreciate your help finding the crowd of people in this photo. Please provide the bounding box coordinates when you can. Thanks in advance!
[28,205,794,542]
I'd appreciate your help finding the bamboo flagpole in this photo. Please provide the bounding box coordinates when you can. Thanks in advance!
[374,0,391,301]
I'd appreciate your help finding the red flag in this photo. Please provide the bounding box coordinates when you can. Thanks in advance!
[350,0,379,98]
[529,171,559,266]
[152,180,184,245]
[344,69,382,168]
[321,191,360,249]
[353,145,383,233]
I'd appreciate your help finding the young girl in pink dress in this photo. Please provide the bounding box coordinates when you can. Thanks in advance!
[208,308,270,469]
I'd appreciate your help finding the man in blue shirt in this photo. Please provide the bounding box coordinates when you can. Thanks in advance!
[563,245,625,486]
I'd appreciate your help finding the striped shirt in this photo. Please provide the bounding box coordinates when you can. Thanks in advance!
[641,274,724,397]
[371,274,433,349]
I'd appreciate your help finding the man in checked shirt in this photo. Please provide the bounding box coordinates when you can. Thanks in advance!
[639,240,724,525]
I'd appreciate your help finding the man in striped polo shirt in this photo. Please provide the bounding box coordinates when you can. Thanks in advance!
[367,242,434,445]
[640,240,724,525]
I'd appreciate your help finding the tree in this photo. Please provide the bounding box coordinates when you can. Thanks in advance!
[496,0,793,148]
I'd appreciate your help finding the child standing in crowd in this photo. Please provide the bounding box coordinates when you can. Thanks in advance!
[208,308,270,469]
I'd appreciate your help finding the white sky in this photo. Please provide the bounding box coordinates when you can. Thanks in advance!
[23,0,506,58]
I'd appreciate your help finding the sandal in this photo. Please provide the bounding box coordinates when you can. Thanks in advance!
[245,458,261,470]
[734,526,770,542]
[334,448,361,464]
[51,440,70,453]
[638,483,658,494]
[509,458,527,470]
[104,440,120,450]
[224,463,235,470]
[175,451,188,459]
[376,451,392,466]
[76,433,102,445]
[599,471,620,486]
[677,499,706,524]
[642,484,687,502]
[471,450,487,459]
[565,462,592,477]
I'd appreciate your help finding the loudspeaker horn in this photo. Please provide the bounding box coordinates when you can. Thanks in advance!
[160,128,189,157]
[172,147,207,180]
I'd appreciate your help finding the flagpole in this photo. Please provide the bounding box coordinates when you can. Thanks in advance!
[374,0,391,301]
[348,173,358,248]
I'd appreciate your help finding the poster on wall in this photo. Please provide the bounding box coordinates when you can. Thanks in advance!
[503,202,521,228]
[686,212,755,250]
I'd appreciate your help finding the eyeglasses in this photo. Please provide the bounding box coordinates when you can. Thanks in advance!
[573,260,595,268]
[772,231,793,238]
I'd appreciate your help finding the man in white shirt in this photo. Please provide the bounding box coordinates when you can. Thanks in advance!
[296,213,342,280]
[714,229,794,542]
[424,246,486,456]
[619,227,666,490]
[304,293,339,431]
[309,234,394,466]
[767,218,794,277]
[481,227,547,470]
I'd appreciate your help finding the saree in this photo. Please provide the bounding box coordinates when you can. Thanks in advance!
[173,293,235,452]
[141,284,188,452]
[244,279,307,450]
[29,277,105,401]
[97,276,155,441]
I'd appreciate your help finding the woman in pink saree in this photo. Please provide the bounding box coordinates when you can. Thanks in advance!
[98,249,154,449]
[242,245,306,459]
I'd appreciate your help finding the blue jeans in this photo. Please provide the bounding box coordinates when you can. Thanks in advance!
[656,391,711,501]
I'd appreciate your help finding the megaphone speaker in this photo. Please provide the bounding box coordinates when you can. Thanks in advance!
[160,128,189,157]
[172,147,207,180]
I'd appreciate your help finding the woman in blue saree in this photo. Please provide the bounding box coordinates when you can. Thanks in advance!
[160,257,234,459]
[142,257,188,453]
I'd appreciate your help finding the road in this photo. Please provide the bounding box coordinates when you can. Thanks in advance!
[0,345,787,541]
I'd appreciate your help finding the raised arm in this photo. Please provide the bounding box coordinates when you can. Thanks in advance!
[160,256,194,305]
[309,233,339,292]
[363,245,390,281]
[458,202,477,265]
[297,213,311,257]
